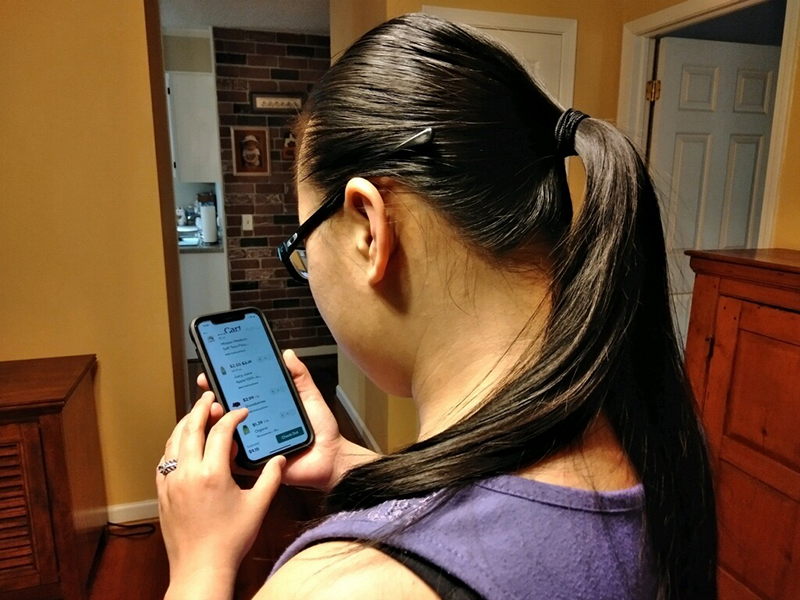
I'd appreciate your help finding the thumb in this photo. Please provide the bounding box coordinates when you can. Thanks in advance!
[283,350,321,398]
[251,455,286,508]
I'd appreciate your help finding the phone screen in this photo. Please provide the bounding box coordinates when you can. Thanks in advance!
[195,311,311,463]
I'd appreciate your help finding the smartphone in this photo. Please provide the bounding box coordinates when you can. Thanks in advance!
[190,307,314,469]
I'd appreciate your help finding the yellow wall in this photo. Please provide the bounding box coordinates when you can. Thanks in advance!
[0,1,177,505]
[774,55,800,250]
[330,0,388,60]
[622,0,690,21]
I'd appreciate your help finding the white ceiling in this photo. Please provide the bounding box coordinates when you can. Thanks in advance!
[160,0,330,34]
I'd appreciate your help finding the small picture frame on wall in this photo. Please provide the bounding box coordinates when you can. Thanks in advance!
[250,92,304,113]
[231,126,271,176]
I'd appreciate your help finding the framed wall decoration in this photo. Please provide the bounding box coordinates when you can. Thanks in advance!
[230,126,270,176]
[250,92,304,113]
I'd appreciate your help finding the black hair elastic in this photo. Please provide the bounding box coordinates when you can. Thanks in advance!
[554,108,590,158]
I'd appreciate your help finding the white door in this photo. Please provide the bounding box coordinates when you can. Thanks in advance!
[166,72,223,182]
[422,6,577,108]
[649,38,780,345]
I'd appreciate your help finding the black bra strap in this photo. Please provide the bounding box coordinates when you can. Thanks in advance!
[376,543,484,600]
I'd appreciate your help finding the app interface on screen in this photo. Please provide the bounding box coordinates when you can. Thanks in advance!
[198,313,308,460]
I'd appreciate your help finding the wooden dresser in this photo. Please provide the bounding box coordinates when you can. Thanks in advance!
[0,355,107,600]
[685,249,800,600]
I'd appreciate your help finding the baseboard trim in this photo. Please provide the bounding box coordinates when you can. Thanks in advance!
[335,385,382,453]
[107,499,159,524]
[293,345,338,358]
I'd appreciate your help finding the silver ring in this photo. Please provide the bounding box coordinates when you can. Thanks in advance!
[158,458,178,476]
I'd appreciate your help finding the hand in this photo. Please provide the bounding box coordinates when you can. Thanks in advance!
[196,350,379,491]
[157,392,285,599]
[280,349,368,490]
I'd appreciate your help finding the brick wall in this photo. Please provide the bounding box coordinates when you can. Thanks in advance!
[213,27,334,349]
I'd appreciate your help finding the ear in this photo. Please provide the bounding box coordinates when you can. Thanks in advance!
[342,177,395,285]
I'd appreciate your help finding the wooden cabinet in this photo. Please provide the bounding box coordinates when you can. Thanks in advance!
[0,355,107,600]
[685,249,800,600]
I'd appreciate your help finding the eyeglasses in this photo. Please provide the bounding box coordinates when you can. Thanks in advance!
[277,127,434,285]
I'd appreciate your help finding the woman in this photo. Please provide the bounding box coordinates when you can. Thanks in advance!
[157,13,716,599]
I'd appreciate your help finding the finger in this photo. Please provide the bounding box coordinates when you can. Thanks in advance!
[208,401,225,428]
[251,455,286,507]
[156,455,169,501]
[155,454,166,482]
[230,436,239,462]
[204,401,236,461]
[177,391,215,465]
[163,414,190,461]
[197,372,209,390]
[283,350,323,400]
[204,408,249,469]
[205,402,226,444]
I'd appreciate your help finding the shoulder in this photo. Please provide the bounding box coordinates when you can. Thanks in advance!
[255,541,441,600]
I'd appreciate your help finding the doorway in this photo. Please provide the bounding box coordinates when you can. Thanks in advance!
[649,1,785,344]
[617,0,798,346]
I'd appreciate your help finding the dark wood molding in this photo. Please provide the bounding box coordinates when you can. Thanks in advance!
[142,0,188,421]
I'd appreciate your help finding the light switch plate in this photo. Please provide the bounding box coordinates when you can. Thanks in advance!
[242,214,253,231]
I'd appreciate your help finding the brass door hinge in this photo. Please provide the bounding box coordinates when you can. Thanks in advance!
[646,79,662,102]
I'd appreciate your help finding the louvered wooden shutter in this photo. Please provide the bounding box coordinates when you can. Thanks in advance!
[0,422,57,590]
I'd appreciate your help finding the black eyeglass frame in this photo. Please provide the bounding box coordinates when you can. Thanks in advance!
[276,127,434,285]
[276,189,345,284]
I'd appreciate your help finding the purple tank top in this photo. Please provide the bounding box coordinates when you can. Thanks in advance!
[270,475,657,599]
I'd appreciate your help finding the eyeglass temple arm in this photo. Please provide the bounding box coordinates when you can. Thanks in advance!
[279,191,345,256]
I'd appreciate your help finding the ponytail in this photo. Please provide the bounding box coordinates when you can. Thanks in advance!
[572,121,718,598]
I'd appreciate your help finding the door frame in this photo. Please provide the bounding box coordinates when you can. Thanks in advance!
[617,0,800,249]
[422,5,577,108]
[144,0,189,420]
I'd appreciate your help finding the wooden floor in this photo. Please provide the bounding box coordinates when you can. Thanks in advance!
[88,523,169,600]
[88,354,365,600]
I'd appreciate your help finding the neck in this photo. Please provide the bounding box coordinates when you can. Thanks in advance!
[405,264,640,491]
[409,262,551,440]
